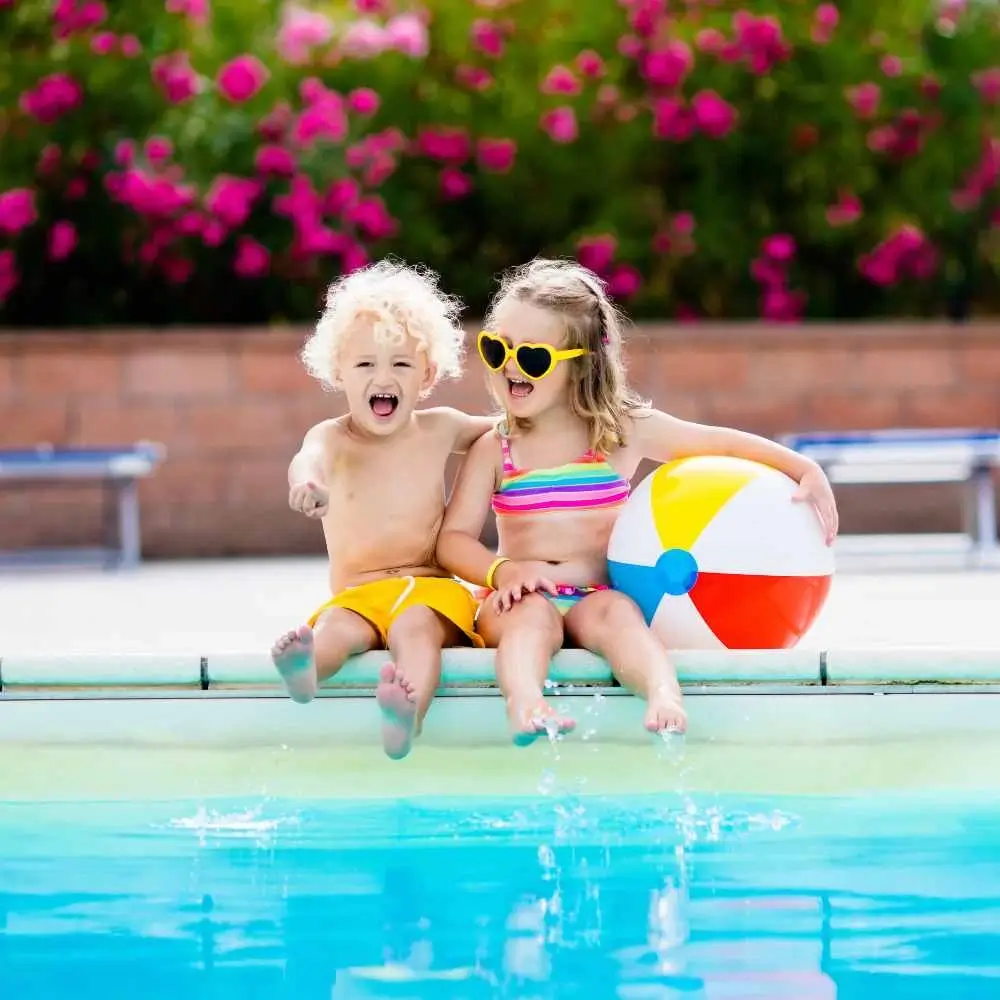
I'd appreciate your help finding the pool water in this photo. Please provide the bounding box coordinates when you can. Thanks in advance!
[3,784,1000,999]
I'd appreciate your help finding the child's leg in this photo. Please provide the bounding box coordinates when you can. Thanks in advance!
[378,605,456,759]
[564,590,687,734]
[271,608,379,704]
[477,595,573,746]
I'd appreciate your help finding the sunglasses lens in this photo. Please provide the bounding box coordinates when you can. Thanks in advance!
[515,346,553,380]
[480,335,507,370]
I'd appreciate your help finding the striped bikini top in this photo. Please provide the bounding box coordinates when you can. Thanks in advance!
[491,433,631,517]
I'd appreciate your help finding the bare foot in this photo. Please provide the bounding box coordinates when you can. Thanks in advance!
[271,624,318,704]
[644,682,687,735]
[376,662,418,760]
[507,696,576,747]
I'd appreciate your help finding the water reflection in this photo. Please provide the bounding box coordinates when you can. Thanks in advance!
[0,794,999,998]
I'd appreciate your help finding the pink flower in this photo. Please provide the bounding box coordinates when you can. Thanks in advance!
[541,106,578,143]
[342,241,369,274]
[846,82,881,119]
[176,211,204,236]
[52,0,106,39]
[205,175,260,227]
[347,87,380,116]
[695,28,726,54]
[477,137,516,173]
[0,189,37,235]
[642,41,693,89]
[628,0,664,38]
[91,31,116,55]
[152,52,199,104]
[416,127,471,164]
[760,287,806,322]
[166,0,209,22]
[161,256,194,285]
[607,264,642,300]
[258,102,293,141]
[440,167,473,199]
[617,34,643,59]
[217,55,269,103]
[145,136,173,164]
[456,65,494,91]
[255,145,296,177]
[324,178,361,214]
[48,220,77,261]
[19,73,84,123]
[576,235,616,274]
[471,19,504,58]
[652,97,694,141]
[826,192,862,227]
[340,19,388,59]
[385,13,428,58]
[66,178,87,200]
[0,250,18,304]
[277,5,333,65]
[731,11,791,75]
[234,236,270,278]
[811,2,838,43]
[344,196,397,239]
[202,219,226,246]
[120,35,142,57]
[858,225,937,286]
[576,50,605,78]
[672,212,695,236]
[354,0,387,11]
[881,55,903,77]
[114,140,136,167]
[115,169,196,218]
[762,233,796,262]
[293,93,348,146]
[37,145,61,176]
[541,65,581,96]
[972,67,1000,105]
[274,173,322,225]
[691,90,737,138]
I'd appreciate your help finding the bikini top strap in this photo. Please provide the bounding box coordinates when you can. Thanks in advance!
[498,430,516,474]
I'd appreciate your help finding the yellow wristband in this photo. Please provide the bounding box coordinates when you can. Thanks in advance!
[485,557,511,590]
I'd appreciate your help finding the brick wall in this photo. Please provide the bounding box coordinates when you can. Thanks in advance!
[1,322,998,558]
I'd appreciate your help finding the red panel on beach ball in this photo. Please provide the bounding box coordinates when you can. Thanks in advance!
[689,573,834,650]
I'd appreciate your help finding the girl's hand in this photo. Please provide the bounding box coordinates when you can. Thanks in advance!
[289,480,329,518]
[492,560,559,613]
[792,465,838,545]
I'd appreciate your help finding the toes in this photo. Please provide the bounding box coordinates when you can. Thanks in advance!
[378,662,396,684]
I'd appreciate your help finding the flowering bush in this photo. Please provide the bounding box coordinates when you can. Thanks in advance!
[0,0,998,324]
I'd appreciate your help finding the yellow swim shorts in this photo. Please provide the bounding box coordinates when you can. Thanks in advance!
[307,576,484,647]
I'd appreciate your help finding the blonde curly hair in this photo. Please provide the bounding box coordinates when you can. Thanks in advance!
[301,258,466,390]
[485,258,648,455]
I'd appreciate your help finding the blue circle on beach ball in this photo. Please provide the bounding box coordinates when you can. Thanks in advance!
[655,548,699,596]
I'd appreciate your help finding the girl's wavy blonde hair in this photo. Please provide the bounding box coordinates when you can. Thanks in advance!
[485,258,648,455]
[301,258,466,391]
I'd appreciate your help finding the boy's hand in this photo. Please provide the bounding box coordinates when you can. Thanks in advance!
[491,560,559,613]
[289,480,329,518]
[792,464,838,546]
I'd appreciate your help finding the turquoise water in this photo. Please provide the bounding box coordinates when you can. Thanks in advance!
[2,790,1000,998]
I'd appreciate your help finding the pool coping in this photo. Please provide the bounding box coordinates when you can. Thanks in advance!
[2,648,1000,696]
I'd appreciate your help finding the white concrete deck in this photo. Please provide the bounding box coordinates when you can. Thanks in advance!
[0,556,997,655]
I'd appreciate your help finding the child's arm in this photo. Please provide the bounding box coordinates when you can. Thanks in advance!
[426,407,495,454]
[631,409,839,543]
[287,420,333,518]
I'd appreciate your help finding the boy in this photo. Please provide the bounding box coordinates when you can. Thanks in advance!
[270,260,493,759]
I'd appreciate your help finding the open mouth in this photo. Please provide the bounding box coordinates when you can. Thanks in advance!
[369,392,399,418]
[507,377,533,399]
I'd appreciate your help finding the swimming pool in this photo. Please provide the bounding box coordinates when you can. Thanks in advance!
[2,655,1000,999]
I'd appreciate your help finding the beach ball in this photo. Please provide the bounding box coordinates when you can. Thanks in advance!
[608,456,834,649]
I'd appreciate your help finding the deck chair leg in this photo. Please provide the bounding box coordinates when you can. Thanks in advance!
[116,478,142,569]
[972,466,998,566]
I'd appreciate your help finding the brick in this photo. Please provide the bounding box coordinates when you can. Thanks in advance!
[0,402,69,446]
[183,400,300,452]
[747,347,856,394]
[149,456,230,507]
[123,347,233,398]
[20,349,122,396]
[73,401,184,448]
[852,347,956,390]
[222,457,290,507]
[635,346,750,392]
[958,345,1000,385]
[809,391,903,431]
[900,389,1000,429]
[236,348,315,394]
[0,353,14,399]
[704,394,804,437]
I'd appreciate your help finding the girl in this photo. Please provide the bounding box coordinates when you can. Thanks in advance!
[436,259,838,745]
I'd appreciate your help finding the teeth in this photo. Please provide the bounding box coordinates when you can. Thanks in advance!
[372,393,396,400]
